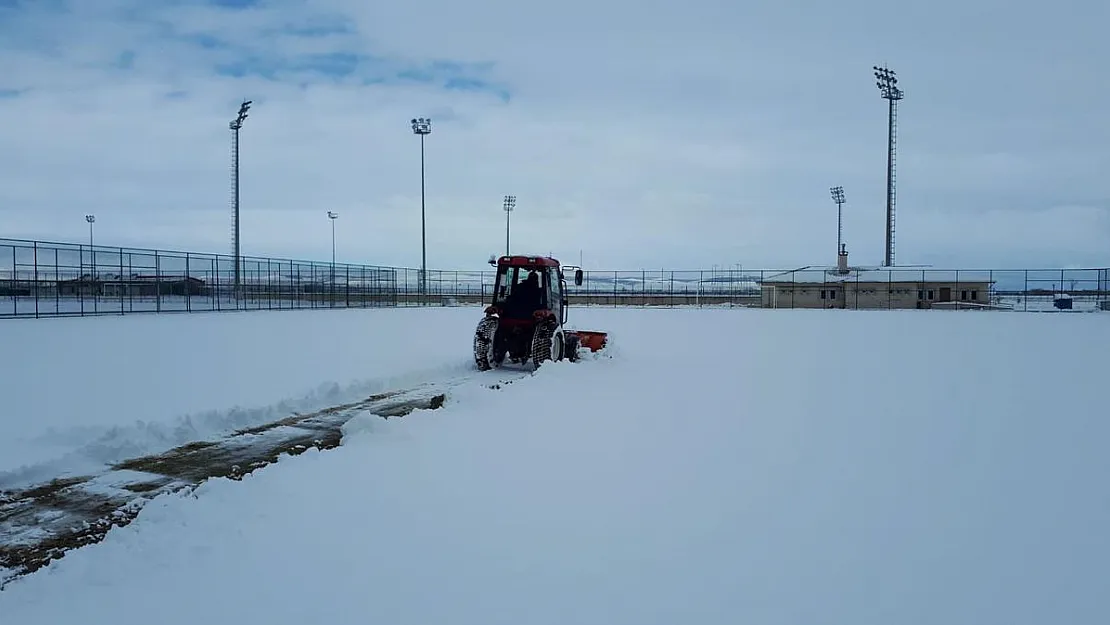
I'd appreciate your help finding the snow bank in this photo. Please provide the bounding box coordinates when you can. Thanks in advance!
[2,307,1108,624]
[0,306,483,488]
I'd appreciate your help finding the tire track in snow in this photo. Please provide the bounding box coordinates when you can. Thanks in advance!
[0,370,530,589]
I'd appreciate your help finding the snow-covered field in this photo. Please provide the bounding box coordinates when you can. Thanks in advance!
[0,306,486,488]
[2,306,1109,623]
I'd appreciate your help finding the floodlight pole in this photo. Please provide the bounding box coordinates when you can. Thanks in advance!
[873,65,903,267]
[830,186,845,259]
[327,210,338,272]
[411,117,432,296]
[503,194,516,256]
[229,99,252,294]
[327,210,338,303]
[85,214,95,277]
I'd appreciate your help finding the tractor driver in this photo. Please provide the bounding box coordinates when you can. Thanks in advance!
[512,270,543,314]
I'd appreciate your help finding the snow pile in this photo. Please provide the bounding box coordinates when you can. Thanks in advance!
[2,307,1108,624]
[0,306,483,488]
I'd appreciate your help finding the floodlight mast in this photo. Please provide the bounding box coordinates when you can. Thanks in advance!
[830,186,845,258]
[327,210,339,273]
[411,117,432,297]
[85,214,96,277]
[873,65,903,267]
[502,194,516,256]
[229,99,251,294]
[327,210,339,302]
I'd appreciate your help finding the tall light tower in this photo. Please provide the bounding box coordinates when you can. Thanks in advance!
[502,194,516,256]
[411,117,432,296]
[327,210,338,279]
[327,210,338,302]
[873,65,903,267]
[830,186,845,258]
[230,99,252,293]
[85,214,95,278]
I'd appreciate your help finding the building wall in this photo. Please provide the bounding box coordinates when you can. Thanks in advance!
[761,282,992,309]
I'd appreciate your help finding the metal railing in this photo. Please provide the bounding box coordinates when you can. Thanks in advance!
[2,238,1107,318]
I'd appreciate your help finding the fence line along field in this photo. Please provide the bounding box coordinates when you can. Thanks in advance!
[2,238,1108,318]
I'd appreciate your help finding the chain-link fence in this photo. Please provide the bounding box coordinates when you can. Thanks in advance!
[0,238,491,318]
[568,267,1110,312]
[2,238,1107,318]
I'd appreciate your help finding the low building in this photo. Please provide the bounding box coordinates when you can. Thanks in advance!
[759,250,995,310]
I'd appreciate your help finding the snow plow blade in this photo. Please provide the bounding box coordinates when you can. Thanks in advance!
[566,330,608,353]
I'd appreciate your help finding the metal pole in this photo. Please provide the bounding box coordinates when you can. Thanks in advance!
[503,194,516,256]
[234,125,240,291]
[327,211,338,305]
[885,98,895,265]
[830,186,844,260]
[411,117,432,297]
[230,99,251,295]
[85,214,95,281]
[420,134,426,294]
[873,65,903,267]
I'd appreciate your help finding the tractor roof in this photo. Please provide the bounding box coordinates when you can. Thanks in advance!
[496,255,560,268]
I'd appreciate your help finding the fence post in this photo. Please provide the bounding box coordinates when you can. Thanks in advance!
[33,241,39,319]
[118,248,125,313]
[79,244,85,316]
[54,247,60,314]
[155,250,161,313]
[92,242,98,316]
[955,269,960,310]
[186,253,192,313]
[1024,270,1028,312]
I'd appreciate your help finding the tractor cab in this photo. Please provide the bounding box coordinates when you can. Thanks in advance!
[487,255,582,325]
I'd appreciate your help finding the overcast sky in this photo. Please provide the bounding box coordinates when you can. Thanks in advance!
[1,0,1107,272]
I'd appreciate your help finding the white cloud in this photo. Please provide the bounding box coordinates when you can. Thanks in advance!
[1,0,1108,272]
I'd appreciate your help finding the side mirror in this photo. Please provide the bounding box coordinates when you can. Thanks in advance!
[574,269,583,286]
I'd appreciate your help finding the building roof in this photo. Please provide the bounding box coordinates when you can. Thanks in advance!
[759,265,996,285]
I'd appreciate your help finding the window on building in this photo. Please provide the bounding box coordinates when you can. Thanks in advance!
[928,290,934,300]
[820,289,827,299]
[918,289,924,300]
[971,290,978,300]
[961,290,968,300]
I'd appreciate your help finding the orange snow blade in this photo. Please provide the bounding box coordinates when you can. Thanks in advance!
[576,330,608,352]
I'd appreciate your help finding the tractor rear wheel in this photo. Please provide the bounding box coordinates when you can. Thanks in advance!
[530,319,562,371]
[473,317,499,371]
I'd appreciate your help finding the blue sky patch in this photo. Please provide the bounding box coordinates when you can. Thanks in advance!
[215,52,364,80]
[444,77,511,103]
[206,43,512,101]
[277,18,354,38]
[182,32,229,50]
[393,59,510,102]
[293,52,361,77]
[0,88,22,98]
[207,0,260,8]
[114,50,136,69]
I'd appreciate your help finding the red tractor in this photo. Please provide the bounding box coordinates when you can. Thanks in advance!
[474,255,607,371]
